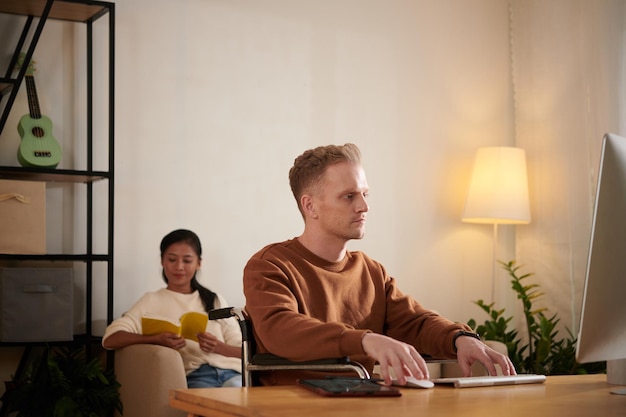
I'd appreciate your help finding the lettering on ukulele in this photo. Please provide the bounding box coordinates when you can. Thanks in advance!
[33,151,52,158]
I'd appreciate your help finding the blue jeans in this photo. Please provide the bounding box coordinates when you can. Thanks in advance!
[186,364,242,388]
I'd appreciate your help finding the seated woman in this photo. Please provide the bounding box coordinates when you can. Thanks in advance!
[102,229,242,388]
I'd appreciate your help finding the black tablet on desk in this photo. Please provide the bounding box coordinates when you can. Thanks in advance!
[297,378,402,397]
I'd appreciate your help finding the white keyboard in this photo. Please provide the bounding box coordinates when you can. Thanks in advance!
[432,374,546,388]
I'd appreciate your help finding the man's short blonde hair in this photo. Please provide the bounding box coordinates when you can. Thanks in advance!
[289,143,362,217]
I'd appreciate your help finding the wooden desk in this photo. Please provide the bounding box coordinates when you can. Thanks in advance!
[170,374,625,417]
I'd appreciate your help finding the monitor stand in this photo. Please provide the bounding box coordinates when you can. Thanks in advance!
[607,359,626,395]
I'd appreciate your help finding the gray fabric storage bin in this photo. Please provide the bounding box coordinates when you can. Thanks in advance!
[0,267,73,342]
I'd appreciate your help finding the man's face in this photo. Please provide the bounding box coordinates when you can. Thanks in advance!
[311,161,369,241]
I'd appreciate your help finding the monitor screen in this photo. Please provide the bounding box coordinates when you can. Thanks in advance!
[576,133,626,366]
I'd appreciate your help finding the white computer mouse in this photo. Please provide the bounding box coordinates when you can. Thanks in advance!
[391,376,435,389]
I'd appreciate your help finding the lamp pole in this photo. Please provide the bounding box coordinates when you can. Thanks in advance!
[491,223,498,303]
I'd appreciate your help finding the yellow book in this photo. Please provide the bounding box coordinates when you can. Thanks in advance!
[141,311,208,342]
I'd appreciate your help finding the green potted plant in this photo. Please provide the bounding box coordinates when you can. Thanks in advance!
[468,260,605,375]
[1,344,122,417]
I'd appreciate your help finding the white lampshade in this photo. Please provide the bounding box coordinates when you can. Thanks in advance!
[462,146,531,224]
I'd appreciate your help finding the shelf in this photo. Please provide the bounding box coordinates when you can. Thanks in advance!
[0,254,110,261]
[0,81,13,97]
[0,166,109,183]
[0,2,115,409]
[0,334,102,347]
[0,0,109,23]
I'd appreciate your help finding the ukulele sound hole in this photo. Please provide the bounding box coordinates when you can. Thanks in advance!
[31,126,44,138]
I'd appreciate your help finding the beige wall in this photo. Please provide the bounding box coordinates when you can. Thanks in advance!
[108,0,515,320]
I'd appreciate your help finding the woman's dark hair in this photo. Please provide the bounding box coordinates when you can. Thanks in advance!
[160,229,216,313]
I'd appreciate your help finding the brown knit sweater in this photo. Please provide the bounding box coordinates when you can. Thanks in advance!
[243,238,470,385]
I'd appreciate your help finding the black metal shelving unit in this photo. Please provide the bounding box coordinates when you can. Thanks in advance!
[0,2,115,413]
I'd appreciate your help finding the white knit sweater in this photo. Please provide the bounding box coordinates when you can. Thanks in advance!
[102,287,241,374]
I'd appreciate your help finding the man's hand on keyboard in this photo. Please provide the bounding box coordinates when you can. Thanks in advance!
[361,333,429,385]
[454,336,516,377]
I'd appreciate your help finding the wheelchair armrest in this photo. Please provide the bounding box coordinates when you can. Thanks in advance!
[209,307,245,321]
[251,353,356,366]
[209,307,371,383]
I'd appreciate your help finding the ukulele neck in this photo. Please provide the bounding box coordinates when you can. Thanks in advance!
[25,75,42,119]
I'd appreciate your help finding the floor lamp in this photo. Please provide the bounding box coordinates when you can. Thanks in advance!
[462,147,531,303]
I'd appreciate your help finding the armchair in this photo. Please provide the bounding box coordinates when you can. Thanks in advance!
[114,344,187,417]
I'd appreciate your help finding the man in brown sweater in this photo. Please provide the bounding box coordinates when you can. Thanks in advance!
[243,143,515,386]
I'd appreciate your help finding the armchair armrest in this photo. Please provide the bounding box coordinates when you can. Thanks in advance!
[114,344,187,417]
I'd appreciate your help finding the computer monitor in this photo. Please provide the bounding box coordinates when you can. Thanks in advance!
[576,133,626,395]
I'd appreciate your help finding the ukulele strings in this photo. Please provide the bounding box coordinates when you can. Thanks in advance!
[26,73,45,157]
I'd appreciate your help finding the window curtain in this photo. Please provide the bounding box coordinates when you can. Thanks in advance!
[511,0,626,335]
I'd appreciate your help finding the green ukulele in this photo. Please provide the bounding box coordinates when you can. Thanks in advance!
[16,55,62,168]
